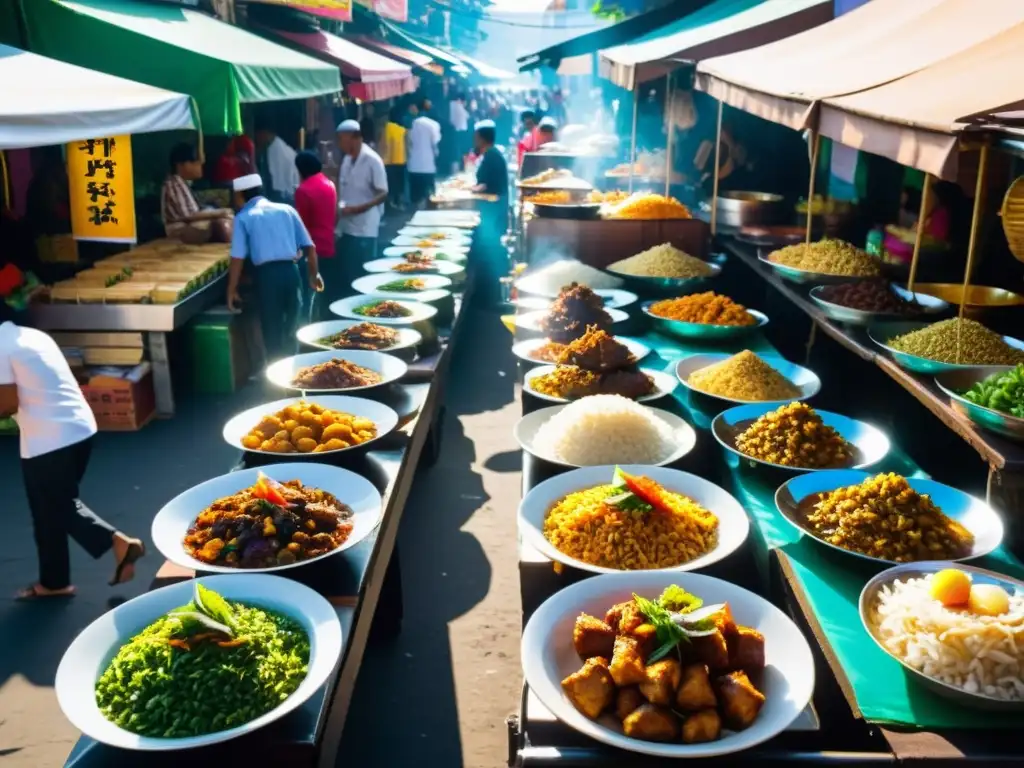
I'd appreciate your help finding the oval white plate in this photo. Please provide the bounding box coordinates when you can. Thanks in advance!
[329,295,438,326]
[295,320,422,354]
[512,336,651,366]
[776,470,1004,565]
[266,349,408,393]
[515,307,630,334]
[392,234,471,248]
[56,573,342,750]
[362,257,465,278]
[519,464,749,574]
[522,571,815,758]
[382,245,468,262]
[515,404,696,468]
[398,226,469,238]
[152,462,382,574]
[524,365,677,404]
[675,353,821,406]
[351,274,452,302]
[222,396,400,457]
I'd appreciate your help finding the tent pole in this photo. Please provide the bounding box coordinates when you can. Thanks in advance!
[629,84,639,194]
[907,173,932,292]
[956,143,989,362]
[664,73,674,198]
[805,132,821,245]
[710,98,723,236]
[0,151,9,211]
[189,97,205,164]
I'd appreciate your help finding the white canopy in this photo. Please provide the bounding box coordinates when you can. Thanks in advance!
[0,44,194,150]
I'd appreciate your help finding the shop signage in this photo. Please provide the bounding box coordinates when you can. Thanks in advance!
[253,0,352,21]
[66,135,137,243]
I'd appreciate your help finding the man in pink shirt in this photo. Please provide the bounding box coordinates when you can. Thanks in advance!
[294,151,337,320]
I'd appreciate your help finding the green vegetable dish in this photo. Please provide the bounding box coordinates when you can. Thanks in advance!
[963,363,1024,418]
[95,583,309,738]
[377,278,427,292]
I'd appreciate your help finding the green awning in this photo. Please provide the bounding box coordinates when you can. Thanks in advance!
[19,0,341,135]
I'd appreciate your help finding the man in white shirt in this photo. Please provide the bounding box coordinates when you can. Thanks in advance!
[256,128,301,203]
[449,94,470,173]
[0,321,144,600]
[335,119,389,300]
[406,99,442,208]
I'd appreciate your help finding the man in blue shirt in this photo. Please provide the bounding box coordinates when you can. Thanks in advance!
[471,120,509,307]
[227,174,322,361]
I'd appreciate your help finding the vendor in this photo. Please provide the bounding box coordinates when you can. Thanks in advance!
[335,119,388,296]
[226,173,322,361]
[517,110,538,167]
[211,135,255,185]
[471,119,509,307]
[255,127,301,203]
[883,183,955,262]
[161,143,233,242]
[535,117,558,149]
[0,317,145,600]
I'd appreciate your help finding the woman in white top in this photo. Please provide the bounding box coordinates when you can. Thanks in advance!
[0,320,144,600]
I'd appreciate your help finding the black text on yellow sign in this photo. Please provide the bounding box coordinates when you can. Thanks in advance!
[67,134,136,243]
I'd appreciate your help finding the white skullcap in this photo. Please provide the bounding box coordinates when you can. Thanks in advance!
[474,119,496,131]
[539,116,557,129]
[232,173,263,192]
[336,119,361,133]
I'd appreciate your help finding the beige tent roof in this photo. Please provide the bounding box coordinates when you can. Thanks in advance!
[818,21,1024,180]
[696,0,1024,131]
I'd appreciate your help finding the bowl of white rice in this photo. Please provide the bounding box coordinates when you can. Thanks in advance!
[515,259,625,299]
[514,395,697,468]
[861,562,1024,711]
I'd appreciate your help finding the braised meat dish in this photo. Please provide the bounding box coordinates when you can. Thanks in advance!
[291,358,383,389]
[540,283,613,343]
[318,323,399,351]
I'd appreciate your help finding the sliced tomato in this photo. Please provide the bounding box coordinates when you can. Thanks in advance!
[619,471,670,513]
[253,472,289,507]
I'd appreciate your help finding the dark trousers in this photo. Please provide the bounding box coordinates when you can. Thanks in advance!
[318,254,346,318]
[23,436,114,590]
[255,260,301,362]
[296,255,314,326]
[336,234,378,300]
[386,164,407,206]
[409,172,435,206]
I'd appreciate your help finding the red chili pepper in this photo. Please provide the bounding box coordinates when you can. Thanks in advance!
[252,472,289,508]
[619,470,669,513]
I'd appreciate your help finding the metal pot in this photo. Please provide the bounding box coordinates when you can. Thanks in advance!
[714,191,785,228]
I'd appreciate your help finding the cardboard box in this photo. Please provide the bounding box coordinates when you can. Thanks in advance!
[80,363,155,431]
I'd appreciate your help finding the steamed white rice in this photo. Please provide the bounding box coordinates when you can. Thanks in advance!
[533,395,676,466]
[516,259,623,297]
[871,575,1024,700]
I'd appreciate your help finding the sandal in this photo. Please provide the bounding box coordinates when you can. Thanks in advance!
[110,540,146,586]
[15,584,76,601]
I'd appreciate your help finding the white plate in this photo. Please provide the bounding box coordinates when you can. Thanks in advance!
[329,295,438,326]
[392,234,471,248]
[56,573,342,750]
[351,273,452,301]
[512,336,651,366]
[152,462,382,574]
[515,307,630,334]
[515,404,696,468]
[514,289,638,311]
[407,212,478,228]
[266,349,407,393]
[296,320,422,354]
[398,226,468,238]
[221,396,400,457]
[524,365,677,404]
[522,571,815,758]
[382,245,468,262]
[362,257,465,279]
[519,465,749,574]
[675,354,821,405]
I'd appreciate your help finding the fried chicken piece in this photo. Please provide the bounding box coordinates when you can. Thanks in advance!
[675,664,717,711]
[558,325,635,372]
[622,704,678,742]
[561,657,615,719]
[630,623,659,659]
[605,600,645,634]
[609,635,646,687]
[638,659,681,706]
[681,709,722,744]
[702,603,738,639]
[615,686,645,721]
[691,630,730,671]
[727,626,766,673]
[573,613,616,660]
[716,670,766,731]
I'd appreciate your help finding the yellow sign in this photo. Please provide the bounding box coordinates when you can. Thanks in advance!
[251,0,351,20]
[67,135,136,243]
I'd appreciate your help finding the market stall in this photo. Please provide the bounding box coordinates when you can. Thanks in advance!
[59,215,479,767]
[345,34,444,76]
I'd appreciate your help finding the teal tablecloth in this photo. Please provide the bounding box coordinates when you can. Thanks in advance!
[632,327,1024,729]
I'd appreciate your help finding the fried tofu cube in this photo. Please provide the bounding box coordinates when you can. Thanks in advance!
[716,670,766,731]
[561,657,615,720]
[629,623,659,659]
[609,635,646,687]
[704,602,737,638]
[691,630,730,671]
[675,663,717,711]
[573,613,616,660]
[605,600,645,634]
[638,659,681,705]
[681,709,722,744]
[727,626,766,672]
[615,686,645,721]
[622,704,678,742]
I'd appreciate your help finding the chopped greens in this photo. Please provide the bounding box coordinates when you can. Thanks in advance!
[963,363,1024,418]
[633,585,712,662]
[658,584,703,614]
[606,467,654,513]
